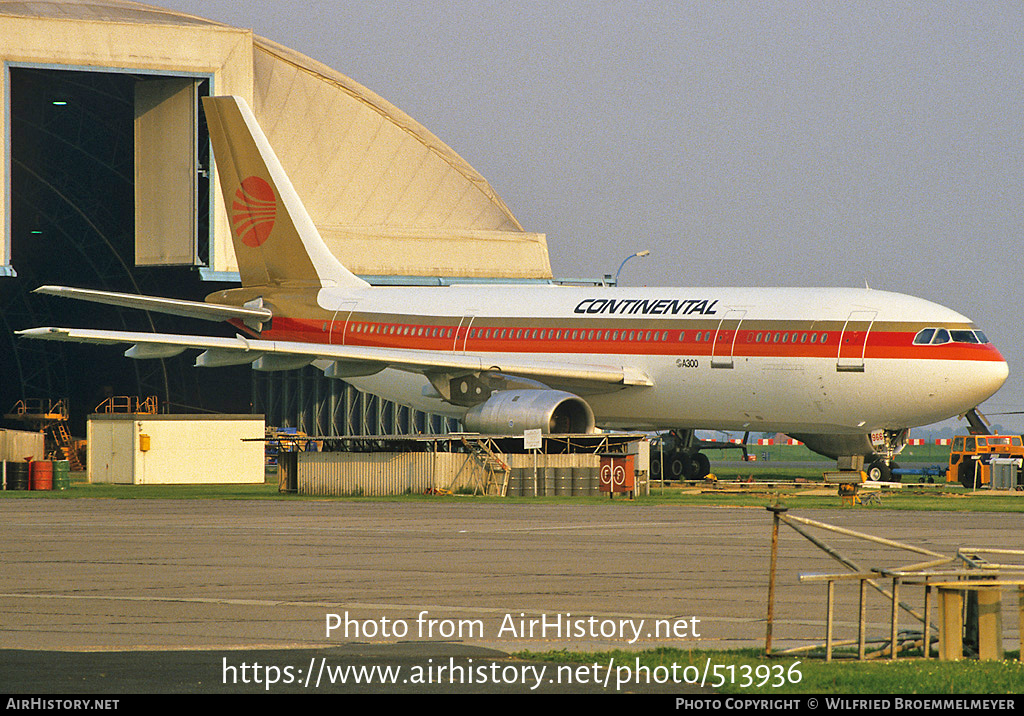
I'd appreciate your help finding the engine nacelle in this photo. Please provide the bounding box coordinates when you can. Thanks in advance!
[462,390,596,435]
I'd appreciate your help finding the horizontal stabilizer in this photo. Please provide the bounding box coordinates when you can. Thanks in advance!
[34,285,272,328]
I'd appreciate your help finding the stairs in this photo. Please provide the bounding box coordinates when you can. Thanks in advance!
[50,420,84,471]
[460,437,511,495]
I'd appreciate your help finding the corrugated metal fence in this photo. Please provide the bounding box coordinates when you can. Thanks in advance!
[0,429,45,462]
[298,451,611,497]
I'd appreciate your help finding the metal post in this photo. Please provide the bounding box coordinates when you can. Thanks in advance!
[858,578,867,660]
[1019,586,1024,663]
[890,577,900,660]
[826,579,834,662]
[923,582,932,659]
[765,505,788,655]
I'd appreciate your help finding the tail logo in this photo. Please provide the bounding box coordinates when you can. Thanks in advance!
[232,176,277,248]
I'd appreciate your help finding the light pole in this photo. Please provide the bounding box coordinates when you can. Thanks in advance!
[614,250,650,285]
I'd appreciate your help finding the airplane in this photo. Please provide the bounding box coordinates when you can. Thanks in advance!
[18,96,1009,481]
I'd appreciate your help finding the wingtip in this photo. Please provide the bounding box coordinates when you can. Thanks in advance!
[16,326,67,337]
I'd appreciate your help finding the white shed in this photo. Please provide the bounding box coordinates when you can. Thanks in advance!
[87,414,264,485]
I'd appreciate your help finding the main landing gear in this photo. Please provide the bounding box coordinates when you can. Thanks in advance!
[650,429,716,481]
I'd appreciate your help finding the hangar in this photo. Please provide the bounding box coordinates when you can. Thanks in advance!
[0,0,553,436]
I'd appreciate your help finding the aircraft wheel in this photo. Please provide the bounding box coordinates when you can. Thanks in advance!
[650,457,662,480]
[867,461,891,482]
[669,454,691,480]
[693,452,711,479]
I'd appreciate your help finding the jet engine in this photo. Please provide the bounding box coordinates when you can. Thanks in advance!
[462,390,596,435]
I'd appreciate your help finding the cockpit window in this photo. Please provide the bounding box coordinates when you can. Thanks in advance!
[950,330,979,344]
[916,327,992,346]
[913,328,935,345]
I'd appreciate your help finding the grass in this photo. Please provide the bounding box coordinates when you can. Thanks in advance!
[516,647,1024,694]
[2,468,1022,512]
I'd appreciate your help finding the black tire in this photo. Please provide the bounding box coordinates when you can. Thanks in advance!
[867,461,892,482]
[669,454,691,480]
[693,452,711,479]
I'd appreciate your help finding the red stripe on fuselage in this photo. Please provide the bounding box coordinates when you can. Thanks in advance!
[256,317,1005,363]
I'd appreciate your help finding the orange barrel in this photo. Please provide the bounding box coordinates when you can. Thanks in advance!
[5,461,29,490]
[29,460,53,491]
[53,460,71,491]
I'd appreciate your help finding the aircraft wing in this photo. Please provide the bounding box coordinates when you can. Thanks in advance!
[17,327,654,390]
[33,286,272,328]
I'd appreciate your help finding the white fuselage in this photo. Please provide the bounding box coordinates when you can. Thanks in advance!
[274,284,1009,435]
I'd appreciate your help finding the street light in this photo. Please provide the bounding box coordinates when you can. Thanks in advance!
[614,250,651,285]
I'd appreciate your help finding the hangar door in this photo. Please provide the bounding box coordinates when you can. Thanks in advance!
[134,78,201,266]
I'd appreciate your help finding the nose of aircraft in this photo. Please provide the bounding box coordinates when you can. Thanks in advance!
[966,346,1009,407]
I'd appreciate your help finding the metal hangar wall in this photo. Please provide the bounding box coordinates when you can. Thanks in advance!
[0,1,547,438]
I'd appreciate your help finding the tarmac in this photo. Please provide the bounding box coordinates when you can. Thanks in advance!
[0,498,1020,693]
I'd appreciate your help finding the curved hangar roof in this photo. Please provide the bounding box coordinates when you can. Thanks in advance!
[0,0,551,280]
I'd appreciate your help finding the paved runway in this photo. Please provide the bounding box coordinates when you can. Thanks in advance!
[0,499,1020,692]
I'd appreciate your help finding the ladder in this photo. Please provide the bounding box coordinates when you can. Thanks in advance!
[460,437,511,496]
[49,420,84,471]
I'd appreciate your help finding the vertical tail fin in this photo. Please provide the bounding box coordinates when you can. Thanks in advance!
[202,95,368,289]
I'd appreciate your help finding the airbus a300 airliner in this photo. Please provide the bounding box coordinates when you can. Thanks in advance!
[20,96,1009,480]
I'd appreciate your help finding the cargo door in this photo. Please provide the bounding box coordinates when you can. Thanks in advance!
[836,310,877,372]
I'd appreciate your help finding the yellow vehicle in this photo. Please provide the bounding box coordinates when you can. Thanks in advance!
[946,434,1024,488]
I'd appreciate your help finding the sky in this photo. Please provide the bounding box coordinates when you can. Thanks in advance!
[157,0,1024,433]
